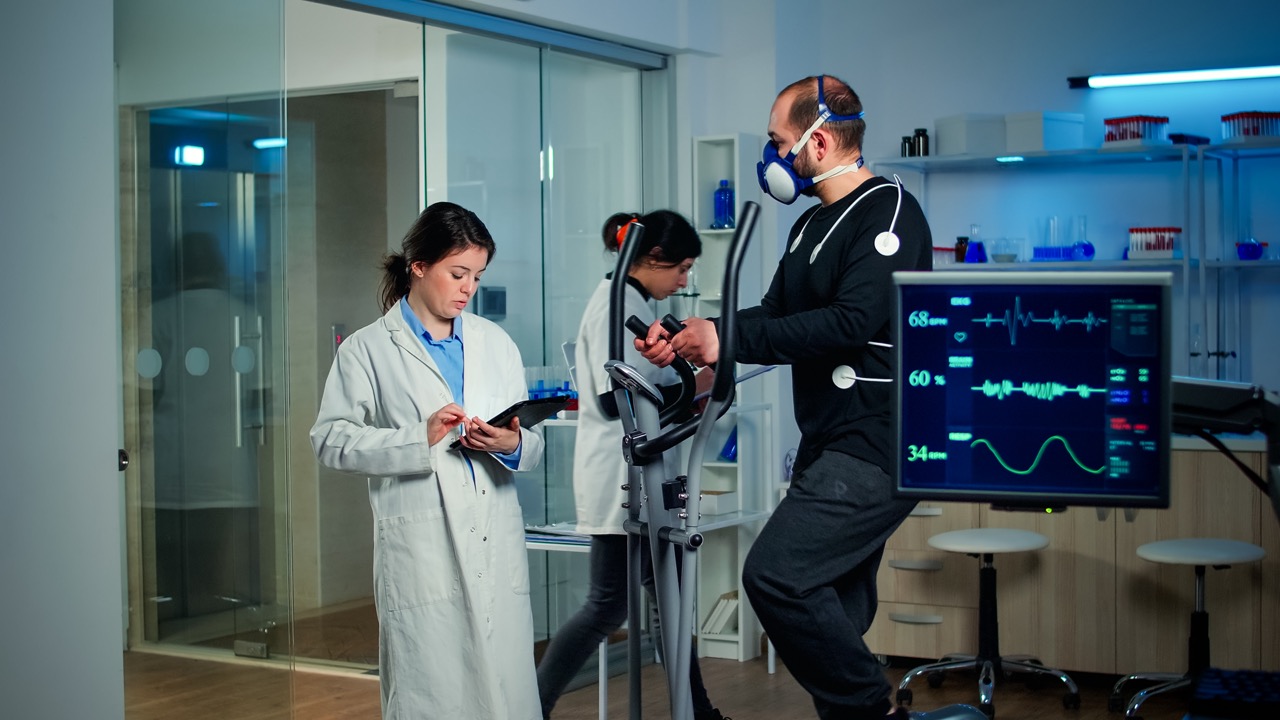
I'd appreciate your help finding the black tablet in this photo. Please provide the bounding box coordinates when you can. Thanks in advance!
[449,396,570,450]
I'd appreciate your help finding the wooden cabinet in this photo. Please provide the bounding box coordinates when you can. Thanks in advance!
[879,502,980,608]
[866,502,979,661]
[867,447,1278,675]
[1262,494,1280,668]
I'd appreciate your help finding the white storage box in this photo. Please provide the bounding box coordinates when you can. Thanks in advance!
[1005,111,1084,153]
[935,113,1005,156]
[698,491,737,515]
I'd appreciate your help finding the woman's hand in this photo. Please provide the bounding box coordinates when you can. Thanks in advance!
[635,319,676,368]
[427,403,468,446]
[634,316,720,368]
[460,414,522,455]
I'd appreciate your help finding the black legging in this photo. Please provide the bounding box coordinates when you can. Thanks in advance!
[535,534,715,719]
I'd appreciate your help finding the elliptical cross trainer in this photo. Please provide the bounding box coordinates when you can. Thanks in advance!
[603,201,759,720]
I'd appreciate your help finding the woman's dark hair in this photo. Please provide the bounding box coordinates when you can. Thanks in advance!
[380,201,497,312]
[601,209,701,268]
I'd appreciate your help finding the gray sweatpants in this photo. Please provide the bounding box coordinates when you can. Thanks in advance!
[743,450,916,719]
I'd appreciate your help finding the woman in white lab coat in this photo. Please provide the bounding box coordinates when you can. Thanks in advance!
[536,211,728,720]
[311,202,544,720]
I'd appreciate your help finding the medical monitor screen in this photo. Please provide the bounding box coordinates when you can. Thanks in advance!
[894,271,1171,509]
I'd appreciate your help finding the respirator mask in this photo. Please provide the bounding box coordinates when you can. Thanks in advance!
[756,76,865,205]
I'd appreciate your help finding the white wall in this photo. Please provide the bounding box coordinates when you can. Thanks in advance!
[287,0,423,92]
[817,0,1280,387]
[431,0,720,55]
[118,0,420,105]
[0,1,125,718]
[116,0,283,105]
[822,0,1280,159]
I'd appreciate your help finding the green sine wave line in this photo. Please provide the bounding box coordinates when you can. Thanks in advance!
[970,435,1105,475]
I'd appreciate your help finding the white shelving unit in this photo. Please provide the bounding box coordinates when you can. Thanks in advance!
[691,403,772,661]
[1196,139,1280,384]
[872,145,1202,375]
[683,133,778,662]
[873,138,1280,390]
[688,133,762,313]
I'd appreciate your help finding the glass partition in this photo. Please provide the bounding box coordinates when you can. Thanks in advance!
[120,0,651,713]
[283,85,422,668]
[117,0,291,715]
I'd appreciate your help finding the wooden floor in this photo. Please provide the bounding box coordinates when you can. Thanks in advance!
[196,602,380,666]
[124,650,1193,719]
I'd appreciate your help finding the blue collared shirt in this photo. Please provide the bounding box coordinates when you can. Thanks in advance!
[400,298,521,468]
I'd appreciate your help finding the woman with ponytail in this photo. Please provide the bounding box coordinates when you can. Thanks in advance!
[535,210,730,720]
[311,201,544,719]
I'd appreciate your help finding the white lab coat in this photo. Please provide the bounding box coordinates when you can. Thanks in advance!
[572,278,678,535]
[310,302,543,720]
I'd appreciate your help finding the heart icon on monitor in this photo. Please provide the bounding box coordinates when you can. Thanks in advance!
[954,332,968,343]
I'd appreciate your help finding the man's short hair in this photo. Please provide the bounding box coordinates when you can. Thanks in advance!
[781,75,866,154]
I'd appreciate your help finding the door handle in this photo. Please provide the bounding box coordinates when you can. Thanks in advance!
[118,449,129,472]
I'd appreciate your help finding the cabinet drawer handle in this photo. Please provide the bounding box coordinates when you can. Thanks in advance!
[909,507,943,517]
[889,612,944,625]
[888,559,944,572]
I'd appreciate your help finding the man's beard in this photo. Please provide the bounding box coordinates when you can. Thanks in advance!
[794,148,819,197]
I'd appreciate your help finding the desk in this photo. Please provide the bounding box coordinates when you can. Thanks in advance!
[526,526,610,720]
[527,509,771,716]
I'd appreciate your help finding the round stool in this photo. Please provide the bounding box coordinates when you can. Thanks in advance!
[928,528,1049,555]
[1136,537,1265,566]
[1111,538,1266,718]
[897,529,1079,719]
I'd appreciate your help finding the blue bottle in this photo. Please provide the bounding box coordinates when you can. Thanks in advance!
[713,180,735,229]
[718,426,738,462]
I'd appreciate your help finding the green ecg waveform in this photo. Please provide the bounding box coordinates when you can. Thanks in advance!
[970,435,1105,475]
[970,379,1107,401]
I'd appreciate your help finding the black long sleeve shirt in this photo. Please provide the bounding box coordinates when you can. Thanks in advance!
[732,177,933,473]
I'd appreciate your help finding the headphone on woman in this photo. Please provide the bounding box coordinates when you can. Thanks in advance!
[615,216,640,248]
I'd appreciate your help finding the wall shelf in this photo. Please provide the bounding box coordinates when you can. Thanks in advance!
[936,259,1189,271]
[1202,138,1280,162]
[874,145,1191,173]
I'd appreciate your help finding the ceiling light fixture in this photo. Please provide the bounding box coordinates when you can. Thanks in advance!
[1069,65,1280,89]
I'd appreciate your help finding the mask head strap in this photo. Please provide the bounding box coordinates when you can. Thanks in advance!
[787,75,865,159]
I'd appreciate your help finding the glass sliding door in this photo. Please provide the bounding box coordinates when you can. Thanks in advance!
[128,97,289,646]
[425,30,545,357]
[117,1,291,716]
[120,92,291,711]
[538,49,643,526]
[144,140,277,642]
[283,85,422,668]
[534,47,645,674]
[540,49,644,362]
